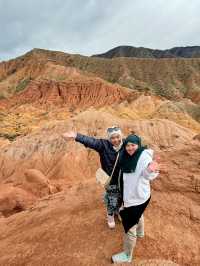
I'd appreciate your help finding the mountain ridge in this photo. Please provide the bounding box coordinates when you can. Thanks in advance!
[92,45,200,58]
[1,48,200,104]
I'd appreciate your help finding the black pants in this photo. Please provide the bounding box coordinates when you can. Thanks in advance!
[120,197,151,233]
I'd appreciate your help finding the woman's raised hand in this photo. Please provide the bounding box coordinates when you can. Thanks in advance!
[62,131,77,141]
[148,160,160,173]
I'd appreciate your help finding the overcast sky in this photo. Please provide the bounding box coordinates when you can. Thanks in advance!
[0,0,200,61]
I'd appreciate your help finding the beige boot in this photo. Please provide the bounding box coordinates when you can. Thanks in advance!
[124,226,137,259]
[112,225,137,263]
[136,215,144,238]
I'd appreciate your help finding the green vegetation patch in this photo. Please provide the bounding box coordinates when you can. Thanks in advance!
[16,78,31,93]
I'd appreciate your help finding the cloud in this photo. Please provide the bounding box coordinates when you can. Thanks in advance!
[0,0,200,61]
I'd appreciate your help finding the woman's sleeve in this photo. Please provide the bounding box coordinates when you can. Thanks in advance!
[75,133,104,152]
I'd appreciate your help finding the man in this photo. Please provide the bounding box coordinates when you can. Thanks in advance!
[62,126,123,229]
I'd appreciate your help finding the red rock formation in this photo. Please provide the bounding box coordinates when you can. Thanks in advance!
[0,79,131,109]
[0,185,36,217]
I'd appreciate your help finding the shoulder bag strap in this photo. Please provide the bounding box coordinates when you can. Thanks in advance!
[110,152,120,179]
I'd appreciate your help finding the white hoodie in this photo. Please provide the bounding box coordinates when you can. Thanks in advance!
[122,149,159,207]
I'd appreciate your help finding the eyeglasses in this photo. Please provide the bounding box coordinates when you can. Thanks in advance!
[107,126,121,133]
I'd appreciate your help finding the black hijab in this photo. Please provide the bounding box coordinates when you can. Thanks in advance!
[120,135,146,173]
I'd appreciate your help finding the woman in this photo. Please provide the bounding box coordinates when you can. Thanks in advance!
[112,134,159,263]
[62,126,123,229]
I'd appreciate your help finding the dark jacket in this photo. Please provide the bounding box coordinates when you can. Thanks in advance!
[75,133,122,185]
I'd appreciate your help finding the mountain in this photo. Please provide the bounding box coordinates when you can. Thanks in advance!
[1,48,200,105]
[0,48,200,265]
[92,45,200,58]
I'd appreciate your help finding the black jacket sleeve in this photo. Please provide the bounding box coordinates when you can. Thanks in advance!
[75,133,104,152]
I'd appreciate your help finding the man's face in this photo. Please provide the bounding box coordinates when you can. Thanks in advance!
[110,134,122,147]
[125,143,139,155]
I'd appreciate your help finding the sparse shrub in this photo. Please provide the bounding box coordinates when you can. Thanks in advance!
[15,78,31,93]
[0,93,6,100]
[0,133,21,141]
[56,76,66,81]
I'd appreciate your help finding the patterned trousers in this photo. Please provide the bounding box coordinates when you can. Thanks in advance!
[103,185,122,215]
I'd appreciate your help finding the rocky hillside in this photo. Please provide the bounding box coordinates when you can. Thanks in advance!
[0,109,200,265]
[0,48,200,265]
[1,48,200,104]
[93,45,200,59]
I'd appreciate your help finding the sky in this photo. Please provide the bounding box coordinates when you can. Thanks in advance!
[0,0,200,61]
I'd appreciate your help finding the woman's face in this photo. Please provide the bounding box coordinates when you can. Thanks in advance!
[110,134,122,147]
[125,143,139,155]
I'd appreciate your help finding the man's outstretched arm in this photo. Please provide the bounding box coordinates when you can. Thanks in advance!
[62,131,103,152]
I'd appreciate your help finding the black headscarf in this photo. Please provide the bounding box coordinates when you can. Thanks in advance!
[120,135,146,173]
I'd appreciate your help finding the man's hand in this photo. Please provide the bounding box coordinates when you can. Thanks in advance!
[147,160,159,172]
[62,131,77,141]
